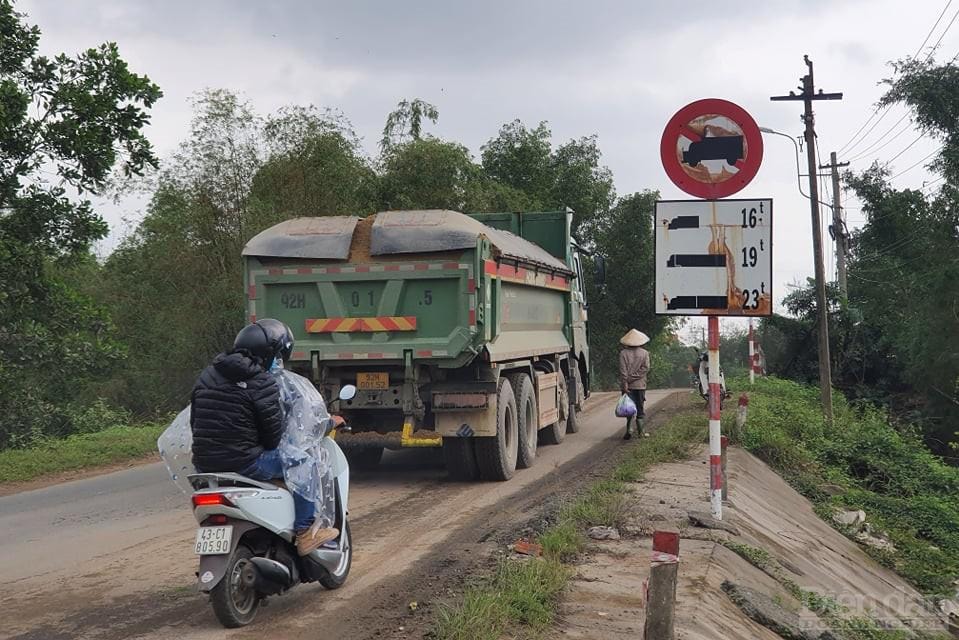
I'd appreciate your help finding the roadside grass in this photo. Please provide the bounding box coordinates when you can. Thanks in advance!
[430,400,704,640]
[731,376,959,598]
[0,423,166,484]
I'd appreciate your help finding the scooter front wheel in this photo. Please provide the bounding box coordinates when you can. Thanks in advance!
[210,544,260,628]
[319,521,352,589]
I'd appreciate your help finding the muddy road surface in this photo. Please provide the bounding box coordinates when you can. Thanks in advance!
[0,390,680,640]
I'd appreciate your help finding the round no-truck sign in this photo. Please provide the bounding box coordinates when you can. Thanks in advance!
[660,98,763,200]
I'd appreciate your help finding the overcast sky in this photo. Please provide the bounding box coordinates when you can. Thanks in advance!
[18,0,952,324]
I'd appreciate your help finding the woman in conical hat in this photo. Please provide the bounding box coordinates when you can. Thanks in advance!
[619,329,651,439]
[620,329,650,348]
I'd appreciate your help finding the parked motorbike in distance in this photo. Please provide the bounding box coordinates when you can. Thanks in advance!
[691,348,731,407]
[189,384,357,628]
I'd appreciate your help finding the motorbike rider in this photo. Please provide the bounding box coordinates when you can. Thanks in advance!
[190,319,337,556]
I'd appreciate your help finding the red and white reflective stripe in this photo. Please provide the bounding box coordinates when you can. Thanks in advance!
[483,260,571,291]
[260,262,469,276]
[748,320,755,384]
[333,352,399,360]
[707,316,723,520]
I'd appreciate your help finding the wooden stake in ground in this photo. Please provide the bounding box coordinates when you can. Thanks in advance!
[707,316,722,519]
[644,530,680,640]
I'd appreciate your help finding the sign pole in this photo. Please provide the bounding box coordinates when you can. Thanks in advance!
[707,315,722,520]
[748,319,755,385]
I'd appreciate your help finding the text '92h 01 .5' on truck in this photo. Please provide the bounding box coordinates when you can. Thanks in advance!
[241,209,601,481]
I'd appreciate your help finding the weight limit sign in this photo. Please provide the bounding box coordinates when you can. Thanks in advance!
[655,199,773,317]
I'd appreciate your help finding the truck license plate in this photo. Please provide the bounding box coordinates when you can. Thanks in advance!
[357,372,389,390]
[194,526,233,555]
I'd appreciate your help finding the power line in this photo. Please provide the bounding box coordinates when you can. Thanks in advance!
[917,0,956,56]
[839,2,958,156]
[890,147,940,179]
[885,133,926,165]
[846,114,911,162]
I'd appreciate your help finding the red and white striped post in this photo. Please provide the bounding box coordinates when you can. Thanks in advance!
[707,316,722,520]
[748,319,755,385]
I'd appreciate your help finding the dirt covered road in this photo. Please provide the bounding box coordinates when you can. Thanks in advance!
[0,390,681,640]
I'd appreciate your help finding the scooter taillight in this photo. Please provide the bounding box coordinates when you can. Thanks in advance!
[192,493,233,508]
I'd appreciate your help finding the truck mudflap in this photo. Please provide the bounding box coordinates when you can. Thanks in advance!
[333,420,442,449]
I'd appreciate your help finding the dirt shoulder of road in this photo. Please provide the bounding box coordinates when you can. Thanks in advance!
[552,446,948,637]
[220,391,694,640]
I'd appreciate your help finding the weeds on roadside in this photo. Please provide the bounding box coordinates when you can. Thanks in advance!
[430,401,705,640]
[0,423,166,483]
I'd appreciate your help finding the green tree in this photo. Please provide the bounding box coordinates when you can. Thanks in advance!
[580,191,669,388]
[380,98,439,151]
[252,106,378,218]
[481,121,615,231]
[0,1,160,447]
[378,137,479,211]
[102,91,373,413]
[481,120,553,202]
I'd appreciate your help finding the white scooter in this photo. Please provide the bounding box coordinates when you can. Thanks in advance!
[693,349,731,407]
[188,385,357,628]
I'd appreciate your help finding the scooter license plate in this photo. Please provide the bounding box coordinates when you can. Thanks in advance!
[194,525,233,555]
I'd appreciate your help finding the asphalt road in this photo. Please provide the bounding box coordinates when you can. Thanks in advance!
[0,389,680,640]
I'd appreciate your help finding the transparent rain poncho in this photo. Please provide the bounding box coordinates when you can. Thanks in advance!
[271,368,336,529]
[157,368,336,529]
[158,406,195,495]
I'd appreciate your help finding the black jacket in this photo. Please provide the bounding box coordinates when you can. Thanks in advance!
[190,351,283,473]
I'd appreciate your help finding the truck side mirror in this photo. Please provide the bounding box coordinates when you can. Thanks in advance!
[593,255,607,286]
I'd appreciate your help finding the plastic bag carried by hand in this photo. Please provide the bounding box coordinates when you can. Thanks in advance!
[615,393,637,418]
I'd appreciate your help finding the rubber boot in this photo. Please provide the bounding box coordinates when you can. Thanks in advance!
[623,417,633,440]
[638,418,649,437]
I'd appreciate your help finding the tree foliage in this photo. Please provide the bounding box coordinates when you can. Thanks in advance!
[0,1,160,447]
[380,98,439,151]
[481,120,615,232]
[580,191,670,388]
[101,91,376,412]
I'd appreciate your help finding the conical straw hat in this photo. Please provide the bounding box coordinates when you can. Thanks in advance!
[620,329,650,347]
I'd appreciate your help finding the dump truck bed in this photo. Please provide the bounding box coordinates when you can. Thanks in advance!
[243,210,574,368]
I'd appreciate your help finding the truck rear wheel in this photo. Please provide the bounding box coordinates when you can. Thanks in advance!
[475,377,518,481]
[509,374,537,469]
[443,437,479,481]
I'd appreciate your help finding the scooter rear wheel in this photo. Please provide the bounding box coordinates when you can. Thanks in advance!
[319,521,352,589]
[210,544,260,628]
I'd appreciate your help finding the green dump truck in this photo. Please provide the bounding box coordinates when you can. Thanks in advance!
[242,209,597,481]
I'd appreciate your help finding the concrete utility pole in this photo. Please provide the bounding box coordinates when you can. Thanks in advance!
[820,151,850,297]
[771,55,842,423]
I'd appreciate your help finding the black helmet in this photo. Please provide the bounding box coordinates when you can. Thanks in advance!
[233,318,293,366]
